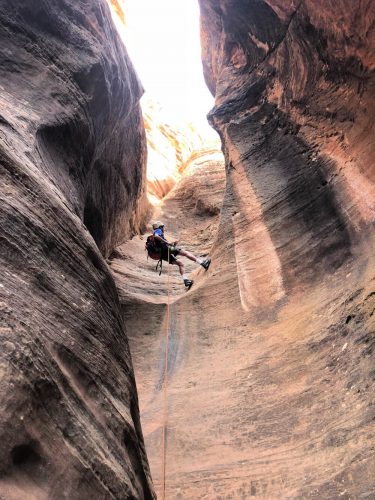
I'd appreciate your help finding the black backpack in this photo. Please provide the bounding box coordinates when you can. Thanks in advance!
[145,235,164,274]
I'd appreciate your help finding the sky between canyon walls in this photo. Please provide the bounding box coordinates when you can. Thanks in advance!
[111,0,216,135]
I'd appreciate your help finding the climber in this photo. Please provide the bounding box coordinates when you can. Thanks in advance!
[149,221,211,290]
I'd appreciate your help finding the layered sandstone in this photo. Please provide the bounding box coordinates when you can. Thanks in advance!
[1,0,374,497]
[200,0,375,308]
[111,1,375,498]
[144,99,221,204]
[0,0,153,498]
[114,156,374,499]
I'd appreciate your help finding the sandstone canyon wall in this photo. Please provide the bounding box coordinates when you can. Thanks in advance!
[1,0,374,498]
[200,0,375,309]
[144,99,220,204]
[0,0,154,498]
[109,1,375,498]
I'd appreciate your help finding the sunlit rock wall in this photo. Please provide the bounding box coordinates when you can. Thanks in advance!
[0,0,154,497]
[200,0,375,310]
[95,2,375,497]
[144,98,220,203]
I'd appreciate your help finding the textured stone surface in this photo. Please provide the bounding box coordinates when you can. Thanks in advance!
[143,99,220,204]
[200,0,375,307]
[113,156,374,499]
[111,1,375,498]
[2,0,374,497]
[0,0,153,497]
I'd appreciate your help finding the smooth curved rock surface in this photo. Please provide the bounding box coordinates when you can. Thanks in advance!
[111,1,374,498]
[199,0,375,303]
[0,0,153,498]
[114,155,374,499]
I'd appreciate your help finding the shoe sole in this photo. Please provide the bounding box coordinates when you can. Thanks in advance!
[203,258,211,271]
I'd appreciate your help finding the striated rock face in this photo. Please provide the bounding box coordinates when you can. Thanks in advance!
[0,0,154,498]
[199,0,375,308]
[109,1,374,498]
[114,158,374,499]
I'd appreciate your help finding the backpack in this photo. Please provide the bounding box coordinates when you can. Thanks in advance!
[145,235,161,258]
[145,235,163,275]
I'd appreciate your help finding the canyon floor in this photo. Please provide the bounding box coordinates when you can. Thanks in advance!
[111,154,375,499]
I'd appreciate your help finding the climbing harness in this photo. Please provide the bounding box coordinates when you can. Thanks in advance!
[146,235,180,276]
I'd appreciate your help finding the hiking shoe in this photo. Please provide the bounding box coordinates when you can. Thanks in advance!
[184,279,194,290]
[201,258,211,271]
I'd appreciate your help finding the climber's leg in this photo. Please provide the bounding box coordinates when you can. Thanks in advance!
[178,248,200,262]
[173,258,193,289]
[173,258,185,276]
[178,249,211,271]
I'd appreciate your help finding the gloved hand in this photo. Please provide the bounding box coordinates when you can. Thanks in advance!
[168,244,180,252]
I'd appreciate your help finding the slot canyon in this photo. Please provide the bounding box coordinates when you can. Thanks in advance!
[0,0,374,499]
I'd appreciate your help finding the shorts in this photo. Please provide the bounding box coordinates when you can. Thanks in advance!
[161,246,180,264]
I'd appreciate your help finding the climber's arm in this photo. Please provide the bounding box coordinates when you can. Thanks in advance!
[154,234,170,246]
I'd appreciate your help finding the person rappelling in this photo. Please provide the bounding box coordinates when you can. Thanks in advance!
[145,221,211,290]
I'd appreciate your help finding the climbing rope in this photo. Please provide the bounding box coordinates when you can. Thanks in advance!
[161,246,171,499]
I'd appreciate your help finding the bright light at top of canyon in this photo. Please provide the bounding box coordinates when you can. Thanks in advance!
[109,0,215,134]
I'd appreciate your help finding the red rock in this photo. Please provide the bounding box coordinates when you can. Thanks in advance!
[0,0,154,497]
[143,99,221,204]
[200,0,375,299]
[112,1,375,498]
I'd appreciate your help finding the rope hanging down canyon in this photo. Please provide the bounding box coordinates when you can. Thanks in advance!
[161,246,171,499]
